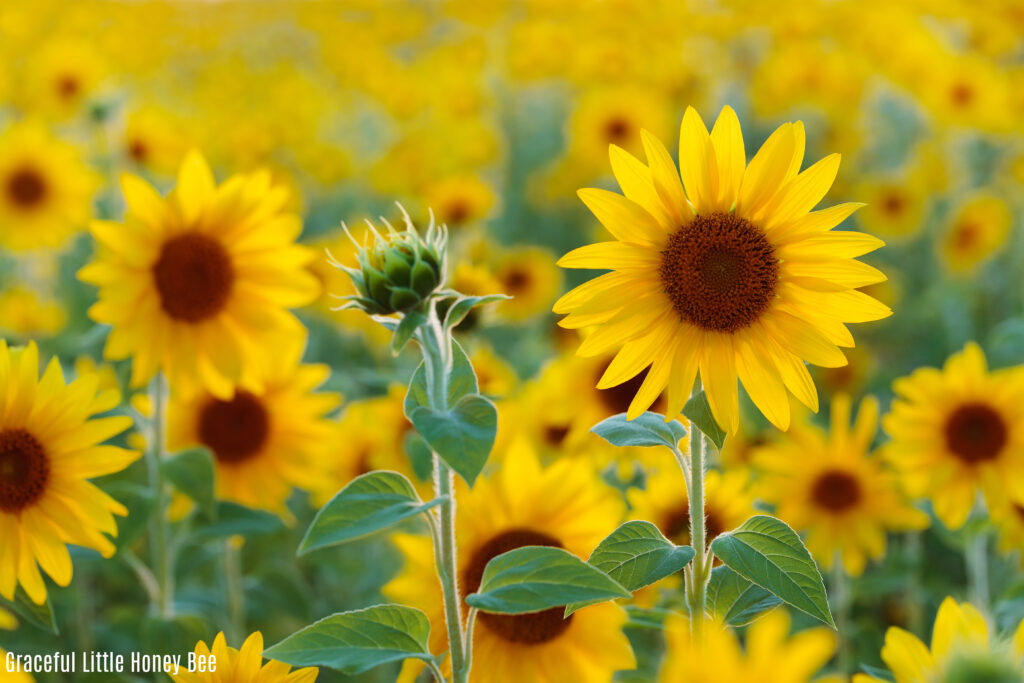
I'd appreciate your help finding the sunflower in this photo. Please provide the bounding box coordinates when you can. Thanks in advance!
[882,343,1024,530]
[424,174,496,229]
[660,608,840,683]
[21,38,108,118]
[167,353,339,516]
[383,438,635,683]
[938,193,1012,275]
[122,105,191,176]
[853,172,930,243]
[0,647,34,683]
[0,605,15,629]
[0,341,138,604]
[169,632,317,683]
[554,106,890,432]
[493,246,562,321]
[853,597,1024,683]
[754,394,928,575]
[0,285,67,339]
[79,150,320,398]
[0,122,98,251]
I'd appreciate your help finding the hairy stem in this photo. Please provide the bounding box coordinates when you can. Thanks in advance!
[224,539,245,643]
[418,305,468,683]
[145,373,174,617]
[831,555,851,674]
[966,530,990,609]
[681,382,708,640]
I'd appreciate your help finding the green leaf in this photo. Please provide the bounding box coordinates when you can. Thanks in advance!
[566,521,694,615]
[465,546,630,614]
[105,481,156,554]
[710,515,834,627]
[161,447,216,519]
[409,393,496,486]
[264,604,437,675]
[392,310,426,355]
[192,502,285,540]
[683,390,726,450]
[299,471,444,555]
[707,565,782,626]
[140,615,208,654]
[404,339,478,416]
[0,587,58,634]
[591,412,686,449]
[403,430,434,482]
[443,293,510,330]
[859,664,896,682]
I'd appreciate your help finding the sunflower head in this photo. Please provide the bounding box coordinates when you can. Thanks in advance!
[336,206,447,315]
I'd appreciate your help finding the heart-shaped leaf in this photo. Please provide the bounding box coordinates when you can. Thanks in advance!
[707,565,782,626]
[161,447,216,518]
[466,546,630,614]
[683,390,726,450]
[710,515,834,627]
[404,338,478,415]
[566,521,694,615]
[264,604,437,676]
[409,393,496,486]
[591,412,687,449]
[299,471,443,555]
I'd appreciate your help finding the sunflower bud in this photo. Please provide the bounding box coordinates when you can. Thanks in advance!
[335,207,447,316]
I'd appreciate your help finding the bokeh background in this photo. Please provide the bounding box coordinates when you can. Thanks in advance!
[1,0,1023,681]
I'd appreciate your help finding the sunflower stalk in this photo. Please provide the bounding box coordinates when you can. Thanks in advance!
[831,555,852,674]
[145,372,174,617]
[416,300,470,683]
[683,396,709,639]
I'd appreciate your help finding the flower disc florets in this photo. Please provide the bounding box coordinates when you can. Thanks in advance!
[334,206,448,315]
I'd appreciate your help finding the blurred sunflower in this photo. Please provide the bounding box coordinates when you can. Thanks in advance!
[79,150,320,397]
[0,605,15,629]
[938,193,1012,275]
[169,632,317,683]
[882,343,1024,530]
[555,106,890,432]
[0,285,67,339]
[853,597,1024,683]
[854,172,930,242]
[21,38,108,118]
[754,394,928,575]
[121,105,190,175]
[660,608,840,683]
[167,354,339,516]
[0,122,98,251]
[384,439,635,683]
[0,341,137,604]
[493,245,562,321]
[992,501,1024,559]
[424,174,496,229]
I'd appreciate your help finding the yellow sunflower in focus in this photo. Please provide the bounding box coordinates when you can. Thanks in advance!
[383,439,635,683]
[555,106,890,432]
[754,394,928,575]
[853,597,1024,683]
[79,151,320,398]
[0,341,138,604]
[167,354,339,516]
[0,122,98,251]
[169,632,317,683]
[882,343,1024,530]
[939,194,1012,275]
[660,608,840,683]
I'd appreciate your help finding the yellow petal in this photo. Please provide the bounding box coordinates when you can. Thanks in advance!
[737,122,795,219]
[577,188,666,247]
[175,149,216,226]
[557,242,661,270]
[678,107,717,213]
[608,145,675,230]
[641,129,690,226]
[709,105,745,211]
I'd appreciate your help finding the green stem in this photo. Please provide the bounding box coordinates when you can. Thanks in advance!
[966,531,990,609]
[681,382,707,639]
[418,305,468,683]
[145,373,174,617]
[831,557,851,675]
[224,539,245,642]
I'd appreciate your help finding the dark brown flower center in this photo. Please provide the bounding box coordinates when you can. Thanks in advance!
[951,83,974,107]
[501,268,531,295]
[810,470,862,512]
[660,213,778,332]
[56,74,80,100]
[153,232,234,322]
[128,138,149,163]
[463,528,573,644]
[881,192,905,217]
[198,391,270,464]
[0,428,50,513]
[444,199,470,225]
[944,403,1007,464]
[6,166,48,209]
[543,424,571,448]
[603,117,631,143]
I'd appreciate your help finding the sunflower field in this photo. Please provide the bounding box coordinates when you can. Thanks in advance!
[1,1,1024,682]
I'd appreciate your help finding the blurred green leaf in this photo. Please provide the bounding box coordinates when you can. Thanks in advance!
[192,502,285,541]
[0,587,58,635]
[707,565,782,626]
[140,615,208,655]
[860,664,896,682]
[161,447,216,519]
[466,546,630,614]
[566,521,693,615]
[409,393,496,486]
[682,390,725,450]
[299,471,444,555]
[710,515,834,627]
[404,338,478,415]
[590,412,686,449]
[264,604,437,675]
[104,481,156,554]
